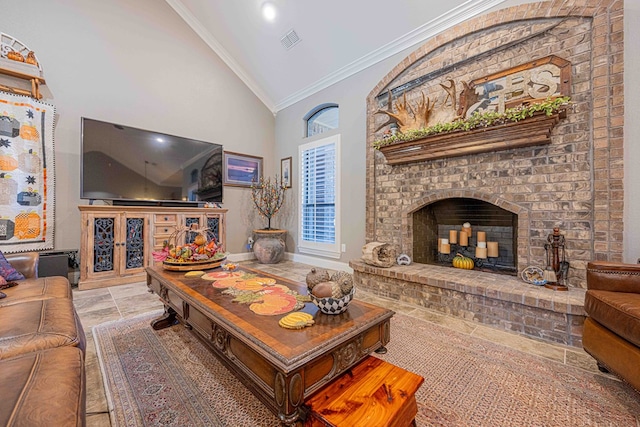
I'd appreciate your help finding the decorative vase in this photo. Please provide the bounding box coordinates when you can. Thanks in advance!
[253,229,286,264]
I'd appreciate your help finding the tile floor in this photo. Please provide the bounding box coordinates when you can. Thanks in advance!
[75,260,614,427]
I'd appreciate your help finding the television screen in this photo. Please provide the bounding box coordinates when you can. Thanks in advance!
[81,118,223,205]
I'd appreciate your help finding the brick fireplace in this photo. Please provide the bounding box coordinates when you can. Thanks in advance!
[351,0,624,347]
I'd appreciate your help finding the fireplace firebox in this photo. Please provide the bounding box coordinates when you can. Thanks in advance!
[412,198,517,275]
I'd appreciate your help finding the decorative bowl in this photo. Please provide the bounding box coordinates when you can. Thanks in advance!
[308,286,355,315]
[162,256,226,272]
[221,262,238,271]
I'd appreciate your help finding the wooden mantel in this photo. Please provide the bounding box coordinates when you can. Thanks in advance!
[377,109,566,165]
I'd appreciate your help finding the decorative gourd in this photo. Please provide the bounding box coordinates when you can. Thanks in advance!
[452,253,474,270]
[193,233,207,246]
[25,51,38,67]
[7,51,24,62]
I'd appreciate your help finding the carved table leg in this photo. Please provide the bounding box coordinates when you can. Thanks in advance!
[151,306,178,330]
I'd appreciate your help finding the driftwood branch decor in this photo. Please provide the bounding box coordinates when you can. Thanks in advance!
[362,242,397,268]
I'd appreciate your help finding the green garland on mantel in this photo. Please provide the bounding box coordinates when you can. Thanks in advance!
[372,96,572,150]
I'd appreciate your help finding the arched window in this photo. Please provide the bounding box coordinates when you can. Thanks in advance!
[305,104,338,137]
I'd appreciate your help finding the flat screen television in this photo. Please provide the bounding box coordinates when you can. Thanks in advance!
[81,118,223,206]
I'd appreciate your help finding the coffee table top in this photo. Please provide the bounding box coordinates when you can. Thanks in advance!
[146,265,394,372]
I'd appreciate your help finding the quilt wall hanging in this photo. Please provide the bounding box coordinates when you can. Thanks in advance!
[0,92,55,252]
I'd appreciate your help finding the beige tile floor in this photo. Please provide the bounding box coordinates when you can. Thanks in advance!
[75,260,614,427]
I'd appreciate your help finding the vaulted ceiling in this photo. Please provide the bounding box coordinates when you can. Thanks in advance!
[166,0,509,113]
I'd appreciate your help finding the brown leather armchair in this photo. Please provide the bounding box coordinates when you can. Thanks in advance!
[583,261,640,392]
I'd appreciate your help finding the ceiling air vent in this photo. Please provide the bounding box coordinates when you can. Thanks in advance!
[280,29,301,50]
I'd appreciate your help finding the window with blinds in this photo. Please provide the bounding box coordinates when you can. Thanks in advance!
[298,134,341,258]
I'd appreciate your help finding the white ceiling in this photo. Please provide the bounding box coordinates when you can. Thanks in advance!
[166,0,508,113]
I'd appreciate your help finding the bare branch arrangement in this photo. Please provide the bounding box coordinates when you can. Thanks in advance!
[251,175,287,230]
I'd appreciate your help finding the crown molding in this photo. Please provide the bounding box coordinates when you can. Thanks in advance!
[165,0,277,114]
[274,0,507,111]
[167,0,506,114]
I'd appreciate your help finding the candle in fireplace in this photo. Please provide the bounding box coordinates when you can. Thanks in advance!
[449,230,457,244]
[440,239,451,254]
[477,231,486,242]
[487,241,499,257]
[462,222,471,238]
[459,230,469,246]
[475,246,488,259]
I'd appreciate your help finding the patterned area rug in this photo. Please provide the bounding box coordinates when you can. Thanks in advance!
[93,311,640,427]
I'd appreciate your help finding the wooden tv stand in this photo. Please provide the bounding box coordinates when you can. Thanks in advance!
[78,205,226,290]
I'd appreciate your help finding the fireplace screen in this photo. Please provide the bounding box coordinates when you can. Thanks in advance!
[413,198,517,275]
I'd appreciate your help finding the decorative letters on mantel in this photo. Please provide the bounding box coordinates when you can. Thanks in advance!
[374,55,571,164]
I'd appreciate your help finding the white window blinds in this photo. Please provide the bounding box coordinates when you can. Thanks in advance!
[299,135,340,258]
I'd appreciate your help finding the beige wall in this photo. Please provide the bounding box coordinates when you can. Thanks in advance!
[1,0,275,254]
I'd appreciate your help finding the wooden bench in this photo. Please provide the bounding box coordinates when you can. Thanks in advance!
[304,355,424,427]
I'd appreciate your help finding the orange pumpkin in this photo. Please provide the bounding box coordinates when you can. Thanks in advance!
[0,155,18,171]
[20,123,39,141]
[7,51,24,62]
[15,211,40,239]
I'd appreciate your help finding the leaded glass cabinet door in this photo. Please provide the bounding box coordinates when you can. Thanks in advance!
[117,213,148,275]
[91,214,117,275]
[85,212,148,282]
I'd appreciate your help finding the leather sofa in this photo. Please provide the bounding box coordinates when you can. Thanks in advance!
[0,252,86,426]
[583,261,640,392]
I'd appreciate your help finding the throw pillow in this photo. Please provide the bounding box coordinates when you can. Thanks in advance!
[0,251,25,281]
[0,275,18,290]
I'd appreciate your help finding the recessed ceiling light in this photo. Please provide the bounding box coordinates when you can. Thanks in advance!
[262,2,276,22]
[156,137,164,142]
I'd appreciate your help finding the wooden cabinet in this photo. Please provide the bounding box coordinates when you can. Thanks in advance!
[79,206,227,290]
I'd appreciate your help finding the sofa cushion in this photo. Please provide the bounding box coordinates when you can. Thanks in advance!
[0,298,85,360]
[585,290,640,348]
[0,250,25,281]
[0,346,85,427]
[0,277,72,308]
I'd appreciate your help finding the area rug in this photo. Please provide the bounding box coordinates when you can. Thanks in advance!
[93,311,640,427]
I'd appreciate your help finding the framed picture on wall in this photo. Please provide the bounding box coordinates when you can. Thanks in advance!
[223,151,263,187]
[281,156,292,188]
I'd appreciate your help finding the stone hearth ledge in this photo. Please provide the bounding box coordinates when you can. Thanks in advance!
[350,259,586,348]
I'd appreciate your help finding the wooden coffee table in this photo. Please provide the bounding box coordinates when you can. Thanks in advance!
[146,265,394,426]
